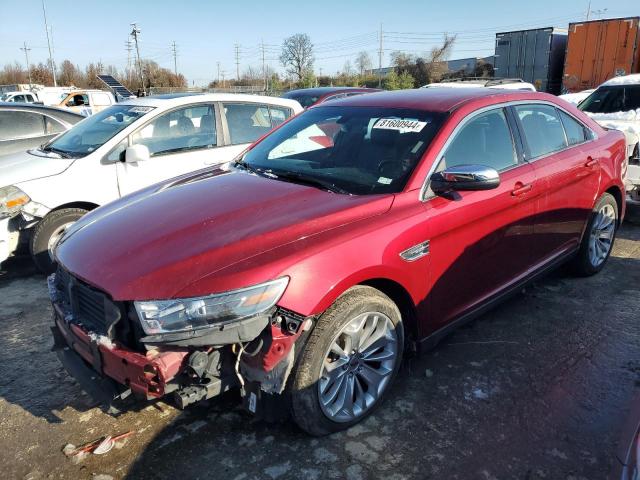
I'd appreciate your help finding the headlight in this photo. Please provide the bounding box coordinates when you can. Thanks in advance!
[134,277,289,335]
[0,186,30,218]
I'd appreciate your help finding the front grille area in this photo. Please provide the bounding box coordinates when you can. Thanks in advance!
[54,267,122,338]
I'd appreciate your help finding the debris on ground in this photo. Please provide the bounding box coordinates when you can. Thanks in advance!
[63,431,133,462]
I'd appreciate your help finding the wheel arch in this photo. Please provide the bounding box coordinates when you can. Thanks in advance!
[359,277,420,351]
[50,201,100,214]
[604,184,624,225]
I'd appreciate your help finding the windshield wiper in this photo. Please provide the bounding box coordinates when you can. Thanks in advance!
[269,170,351,195]
[233,159,276,178]
[41,146,76,159]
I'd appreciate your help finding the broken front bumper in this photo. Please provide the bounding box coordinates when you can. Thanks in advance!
[51,302,189,402]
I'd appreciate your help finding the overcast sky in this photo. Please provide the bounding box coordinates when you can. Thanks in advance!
[0,0,637,86]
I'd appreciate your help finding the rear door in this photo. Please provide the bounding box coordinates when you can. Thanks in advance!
[512,103,600,263]
[424,106,538,330]
[116,103,225,195]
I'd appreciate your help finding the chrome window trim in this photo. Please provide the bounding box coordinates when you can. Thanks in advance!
[418,99,598,202]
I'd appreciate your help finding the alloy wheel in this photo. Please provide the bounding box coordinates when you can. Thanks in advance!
[588,203,616,267]
[318,311,398,423]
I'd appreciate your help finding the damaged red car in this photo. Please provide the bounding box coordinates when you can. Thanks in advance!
[50,88,627,435]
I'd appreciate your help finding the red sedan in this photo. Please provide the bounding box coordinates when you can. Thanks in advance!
[50,88,627,435]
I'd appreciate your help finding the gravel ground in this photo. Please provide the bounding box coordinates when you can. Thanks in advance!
[0,224,639,480]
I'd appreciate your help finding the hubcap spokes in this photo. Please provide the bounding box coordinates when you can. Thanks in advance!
[318,312,398,423]
[588,204,616,267]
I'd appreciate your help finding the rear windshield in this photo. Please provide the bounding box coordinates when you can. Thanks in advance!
[579,85,640,114]
[240,106,447,195]
[282,92,320,108]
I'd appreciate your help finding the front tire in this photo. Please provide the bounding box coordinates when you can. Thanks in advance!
[573,193,618,276]
[30,208,87,274]
[290,286,404,436]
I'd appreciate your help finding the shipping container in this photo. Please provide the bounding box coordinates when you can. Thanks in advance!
[563,17,640,92]
[494,27,568,94]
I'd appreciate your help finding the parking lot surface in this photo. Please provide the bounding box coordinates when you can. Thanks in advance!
[1,223,639,480]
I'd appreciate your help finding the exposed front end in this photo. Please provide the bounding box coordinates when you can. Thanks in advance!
[49,267,310,417]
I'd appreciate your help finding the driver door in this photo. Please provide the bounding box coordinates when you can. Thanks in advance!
[116,103,225,195]
[422,107,538,331]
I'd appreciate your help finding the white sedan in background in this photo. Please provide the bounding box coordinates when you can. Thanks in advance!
[577,74,640,207]
[0,93,302,272]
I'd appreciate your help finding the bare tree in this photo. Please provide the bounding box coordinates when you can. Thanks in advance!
[342,60,354,77]
[280,33,314,82]
[355,51,372,76]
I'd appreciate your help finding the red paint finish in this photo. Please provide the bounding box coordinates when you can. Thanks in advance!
[55,88,627,396]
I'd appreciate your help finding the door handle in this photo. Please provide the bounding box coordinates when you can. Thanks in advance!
[585,157,597,168]
[511,182,532,196]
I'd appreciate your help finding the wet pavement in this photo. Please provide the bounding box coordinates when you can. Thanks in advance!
[1,224,639,480]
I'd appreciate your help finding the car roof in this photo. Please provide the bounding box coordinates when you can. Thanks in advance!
[284,87,381,96]
[120,93,302,111]
[310,87,551,113]
[0,101,84,117]
[601,73,640,87]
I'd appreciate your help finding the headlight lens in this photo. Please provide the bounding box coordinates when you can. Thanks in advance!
[0,185,30,218]
[134,277,289,335]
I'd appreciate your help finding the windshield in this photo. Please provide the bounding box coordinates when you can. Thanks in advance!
[43,104,155,157]
[239,106,447,195]
[0,93,10,101]
[579,85,640,114]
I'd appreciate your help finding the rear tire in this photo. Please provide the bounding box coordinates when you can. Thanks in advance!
[30,208,87,274]
[572,193,618,276]
[290,286,404,436]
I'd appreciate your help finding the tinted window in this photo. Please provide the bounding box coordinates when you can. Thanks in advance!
[0,111,45,139]
[132,104,216,156]
[224,103,273,145]
[625,85,640,110]
[12,95,25,102]
[515,105,567,159]
[558,110,586,146]
[241,106,447,195]
[579,87,625,113]
[283,93,319,108]
[440,109,517,172]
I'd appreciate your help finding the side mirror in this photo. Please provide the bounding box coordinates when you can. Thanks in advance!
[430,164,500,194]
[125,144,150,163]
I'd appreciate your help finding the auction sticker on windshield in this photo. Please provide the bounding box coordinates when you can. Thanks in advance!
[373,118,428,133]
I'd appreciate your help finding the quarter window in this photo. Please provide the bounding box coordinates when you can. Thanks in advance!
[131,104,217,156]
[515,105,567,159]
[439,109,517,172]
[558,110,587,146]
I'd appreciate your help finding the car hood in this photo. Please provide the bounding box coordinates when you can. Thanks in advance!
[56,168,394,300]
[0,149,75,187]
[585,110,640,148]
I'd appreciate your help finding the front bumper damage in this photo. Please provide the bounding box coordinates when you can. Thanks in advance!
[49,272,311,418]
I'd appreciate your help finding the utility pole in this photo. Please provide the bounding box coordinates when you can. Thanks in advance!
[20,42,32,87]
[130,22,144,94]
[171,41,178,76]
[41,0,57,86]
[378,23,383,88]
[125,39,133,84]
[586,0,591,20]
[217,61,221,85]
[234,43,241,81]
[261,39,266,92]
